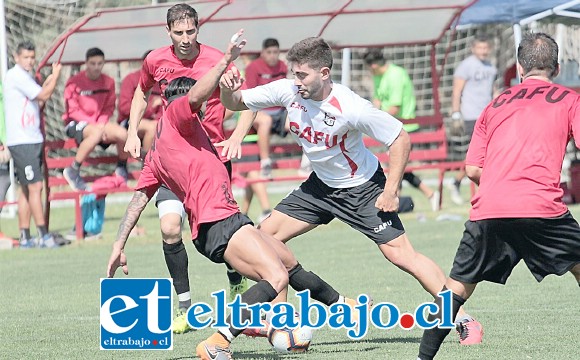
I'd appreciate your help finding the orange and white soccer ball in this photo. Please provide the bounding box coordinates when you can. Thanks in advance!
[267,325,314,354]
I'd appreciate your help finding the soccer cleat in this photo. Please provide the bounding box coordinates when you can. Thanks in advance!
[63,167,87,191]
[228,277,248,302]
[242,317,270,338]
[456,318,483,345]
[38,234,59,248]
[260,158,273,179]
[344,295,373,328]
[430,190,441,212]
[196,338,233,360]
[447,183,463,205]
[172,309,193,334]
[19,238,36,249]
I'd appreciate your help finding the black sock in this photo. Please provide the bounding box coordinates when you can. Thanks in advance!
[117,160,127,169]
[163,240,190,297]
[20,228,31,241]
[454,179,461,189]
[418,287,465,360]
[38,225,48,238]
[72,161,81,171]
[226,262,243,285]
[288,263,340,305]
[227,280,278,337]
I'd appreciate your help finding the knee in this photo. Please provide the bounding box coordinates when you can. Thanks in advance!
[382,243,417,270]
[268,266,289,292]
[160,215,182,243]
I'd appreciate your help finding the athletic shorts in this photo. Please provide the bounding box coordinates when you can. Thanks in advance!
[450,212,580,284]
[155,160,233,206]
[8,143,43,185]
[193,212,253,263]
[268,108,288,137]
[65,120,110,150]
[275,163,405,245]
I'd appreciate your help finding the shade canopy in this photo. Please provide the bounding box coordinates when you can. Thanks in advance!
[40,0,475,66]
[459,0,580,26]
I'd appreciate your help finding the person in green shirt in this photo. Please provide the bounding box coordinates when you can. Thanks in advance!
[364,49,440,211]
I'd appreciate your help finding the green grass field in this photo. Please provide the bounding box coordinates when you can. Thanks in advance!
[1,182,579,360]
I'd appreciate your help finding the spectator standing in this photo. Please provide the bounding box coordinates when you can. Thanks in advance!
[4,41,61,247]
[449,34,497,204]
[364,49,440,211]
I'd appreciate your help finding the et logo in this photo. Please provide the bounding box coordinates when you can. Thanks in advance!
[100,278,173,350]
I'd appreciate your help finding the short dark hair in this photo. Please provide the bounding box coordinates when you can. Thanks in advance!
[287,37,333,70]
[16,41,35,55]
[167,3,198,29]
[363,48,386,66]
[86,47,105,60]
[472,34,491,45]
[142,50,153,60]
[165,76,197,102]
[262,38,279,49]
[517,32,559,78]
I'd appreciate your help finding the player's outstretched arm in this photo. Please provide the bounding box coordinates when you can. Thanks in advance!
[215,109,257,160]
[375,129,410,212]
[187,29,246,110]
[106,190,151,277]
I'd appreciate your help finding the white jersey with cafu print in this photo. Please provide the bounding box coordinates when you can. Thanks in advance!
[242,79,403,188]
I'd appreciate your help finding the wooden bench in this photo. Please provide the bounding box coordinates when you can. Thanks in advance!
[43,138,141,240]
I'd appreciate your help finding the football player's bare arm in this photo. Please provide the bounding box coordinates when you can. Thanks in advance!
[116,190,151,248]
[107,190,151,277]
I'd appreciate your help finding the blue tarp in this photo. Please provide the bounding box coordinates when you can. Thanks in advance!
[459,0,580,25]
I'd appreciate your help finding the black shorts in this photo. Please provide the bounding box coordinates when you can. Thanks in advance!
[269,109,288,137]
[193,212,253,263]
[275,163,405,245]
[155,160,233,207]
[450,212,580,284]
[8,143,44,185]
[65,120,110,150]
[119,119,129,130]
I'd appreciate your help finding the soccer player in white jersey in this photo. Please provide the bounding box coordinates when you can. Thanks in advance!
[218,37,483,344]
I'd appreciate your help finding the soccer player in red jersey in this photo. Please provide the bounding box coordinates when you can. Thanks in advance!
[107,33,353,360]
[123,4,247,332]
[418,32,580,359]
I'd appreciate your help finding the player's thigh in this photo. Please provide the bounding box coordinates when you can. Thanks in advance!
[516,213,580,282]
[262,175,333,242]
[225,224,289,289]
[258,210,317,243]
[102,122,128,143]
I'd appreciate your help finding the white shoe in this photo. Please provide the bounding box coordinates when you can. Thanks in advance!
[448,183,464,205]
[430,191,441,212]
